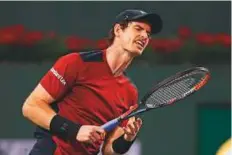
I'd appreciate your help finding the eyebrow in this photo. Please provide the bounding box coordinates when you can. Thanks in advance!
[134,25,151,34]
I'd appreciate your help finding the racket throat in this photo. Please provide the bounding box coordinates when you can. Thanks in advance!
[123,108,148,120]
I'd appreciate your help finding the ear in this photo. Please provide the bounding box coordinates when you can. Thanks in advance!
[113,24,121,37]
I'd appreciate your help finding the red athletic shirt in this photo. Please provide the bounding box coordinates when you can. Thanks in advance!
[39,50,138,155]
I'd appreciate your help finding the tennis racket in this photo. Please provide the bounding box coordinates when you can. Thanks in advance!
[101,66,210,132]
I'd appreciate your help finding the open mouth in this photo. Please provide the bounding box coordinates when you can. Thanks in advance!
[135,40,145,48]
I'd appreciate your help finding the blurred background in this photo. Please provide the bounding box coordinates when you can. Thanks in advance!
[0,1,231,155]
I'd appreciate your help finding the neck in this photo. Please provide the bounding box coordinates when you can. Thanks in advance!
[105,44,134,77]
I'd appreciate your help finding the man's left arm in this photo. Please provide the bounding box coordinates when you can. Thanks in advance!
[101,117,142,155]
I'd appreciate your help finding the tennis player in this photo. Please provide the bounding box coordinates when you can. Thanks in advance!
[22,9,162,155]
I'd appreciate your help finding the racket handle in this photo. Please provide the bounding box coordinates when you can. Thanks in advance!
[101,118,120,132]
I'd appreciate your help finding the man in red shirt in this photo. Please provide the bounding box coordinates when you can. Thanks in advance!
[22,9,162,155]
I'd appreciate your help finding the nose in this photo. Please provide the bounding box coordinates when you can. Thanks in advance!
[141,30,149,39]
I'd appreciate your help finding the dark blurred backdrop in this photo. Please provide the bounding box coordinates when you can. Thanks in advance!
[0,1,230,155]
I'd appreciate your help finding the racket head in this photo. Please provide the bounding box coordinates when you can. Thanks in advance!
[141,66,210,109]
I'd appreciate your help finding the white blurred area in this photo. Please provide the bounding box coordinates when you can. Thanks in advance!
[216,138,231,155]
[0,139,35,155]
[0,139,141,155]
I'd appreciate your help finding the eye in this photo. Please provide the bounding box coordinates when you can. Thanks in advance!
[134,26,142,31]
[147,32,151,38]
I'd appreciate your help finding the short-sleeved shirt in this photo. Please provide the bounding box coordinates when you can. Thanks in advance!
[37,50,138,155]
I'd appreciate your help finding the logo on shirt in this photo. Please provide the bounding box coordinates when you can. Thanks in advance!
[50,67,66,85]
[120,98,124,103]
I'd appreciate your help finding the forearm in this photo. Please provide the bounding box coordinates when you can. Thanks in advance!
[22,95,56,130]
[22,93,81,141]
[102,127,123,155]
[102,142,115,155]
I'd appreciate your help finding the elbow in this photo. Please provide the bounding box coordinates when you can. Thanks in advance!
[22,97,34,119]
[22,101,30,118]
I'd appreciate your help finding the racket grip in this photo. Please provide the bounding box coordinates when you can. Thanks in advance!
[101,118,120,132]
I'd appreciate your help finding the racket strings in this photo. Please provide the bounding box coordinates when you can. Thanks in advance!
[145,74,204,108]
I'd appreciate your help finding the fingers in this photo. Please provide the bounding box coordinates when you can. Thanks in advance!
[100,132,106,140]
[76,125,106,144]
[89,126,106,143]
[93,126,105,134]
[124,124,137,135]
[89,132,100,143]
[93,126,106,140]
[124,117,143,135]
[123,117,143,141]
[89,133,97,143]
[136,117,142,128]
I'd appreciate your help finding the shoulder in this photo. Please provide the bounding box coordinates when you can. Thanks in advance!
[55,53,82,67]
[61,50,104,63]
[52,53,85,75]
[78,50,104,62]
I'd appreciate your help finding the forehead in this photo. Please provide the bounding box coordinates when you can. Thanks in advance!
[129,21,152,32]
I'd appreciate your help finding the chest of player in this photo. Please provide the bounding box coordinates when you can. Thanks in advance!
[68,68,137,124]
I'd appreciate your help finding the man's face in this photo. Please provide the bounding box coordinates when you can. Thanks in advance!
[116,21,152,56]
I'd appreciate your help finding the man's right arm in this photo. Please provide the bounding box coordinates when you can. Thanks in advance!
[22,83,56,131]
[22,83,105,143]
[22,53,105,143]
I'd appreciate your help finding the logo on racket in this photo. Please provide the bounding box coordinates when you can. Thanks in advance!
[168,98,176,104]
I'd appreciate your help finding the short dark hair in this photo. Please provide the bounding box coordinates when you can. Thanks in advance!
[107,20,129,46]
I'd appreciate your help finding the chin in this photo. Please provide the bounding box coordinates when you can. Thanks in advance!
[126,47,144,56]
[132,49,144,56]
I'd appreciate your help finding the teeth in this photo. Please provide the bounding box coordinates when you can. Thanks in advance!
[136,41,144,47]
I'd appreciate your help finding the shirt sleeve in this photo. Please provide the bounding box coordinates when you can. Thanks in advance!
[40,53,83,100]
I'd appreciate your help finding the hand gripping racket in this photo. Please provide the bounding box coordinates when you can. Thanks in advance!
[101,66,210,132]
